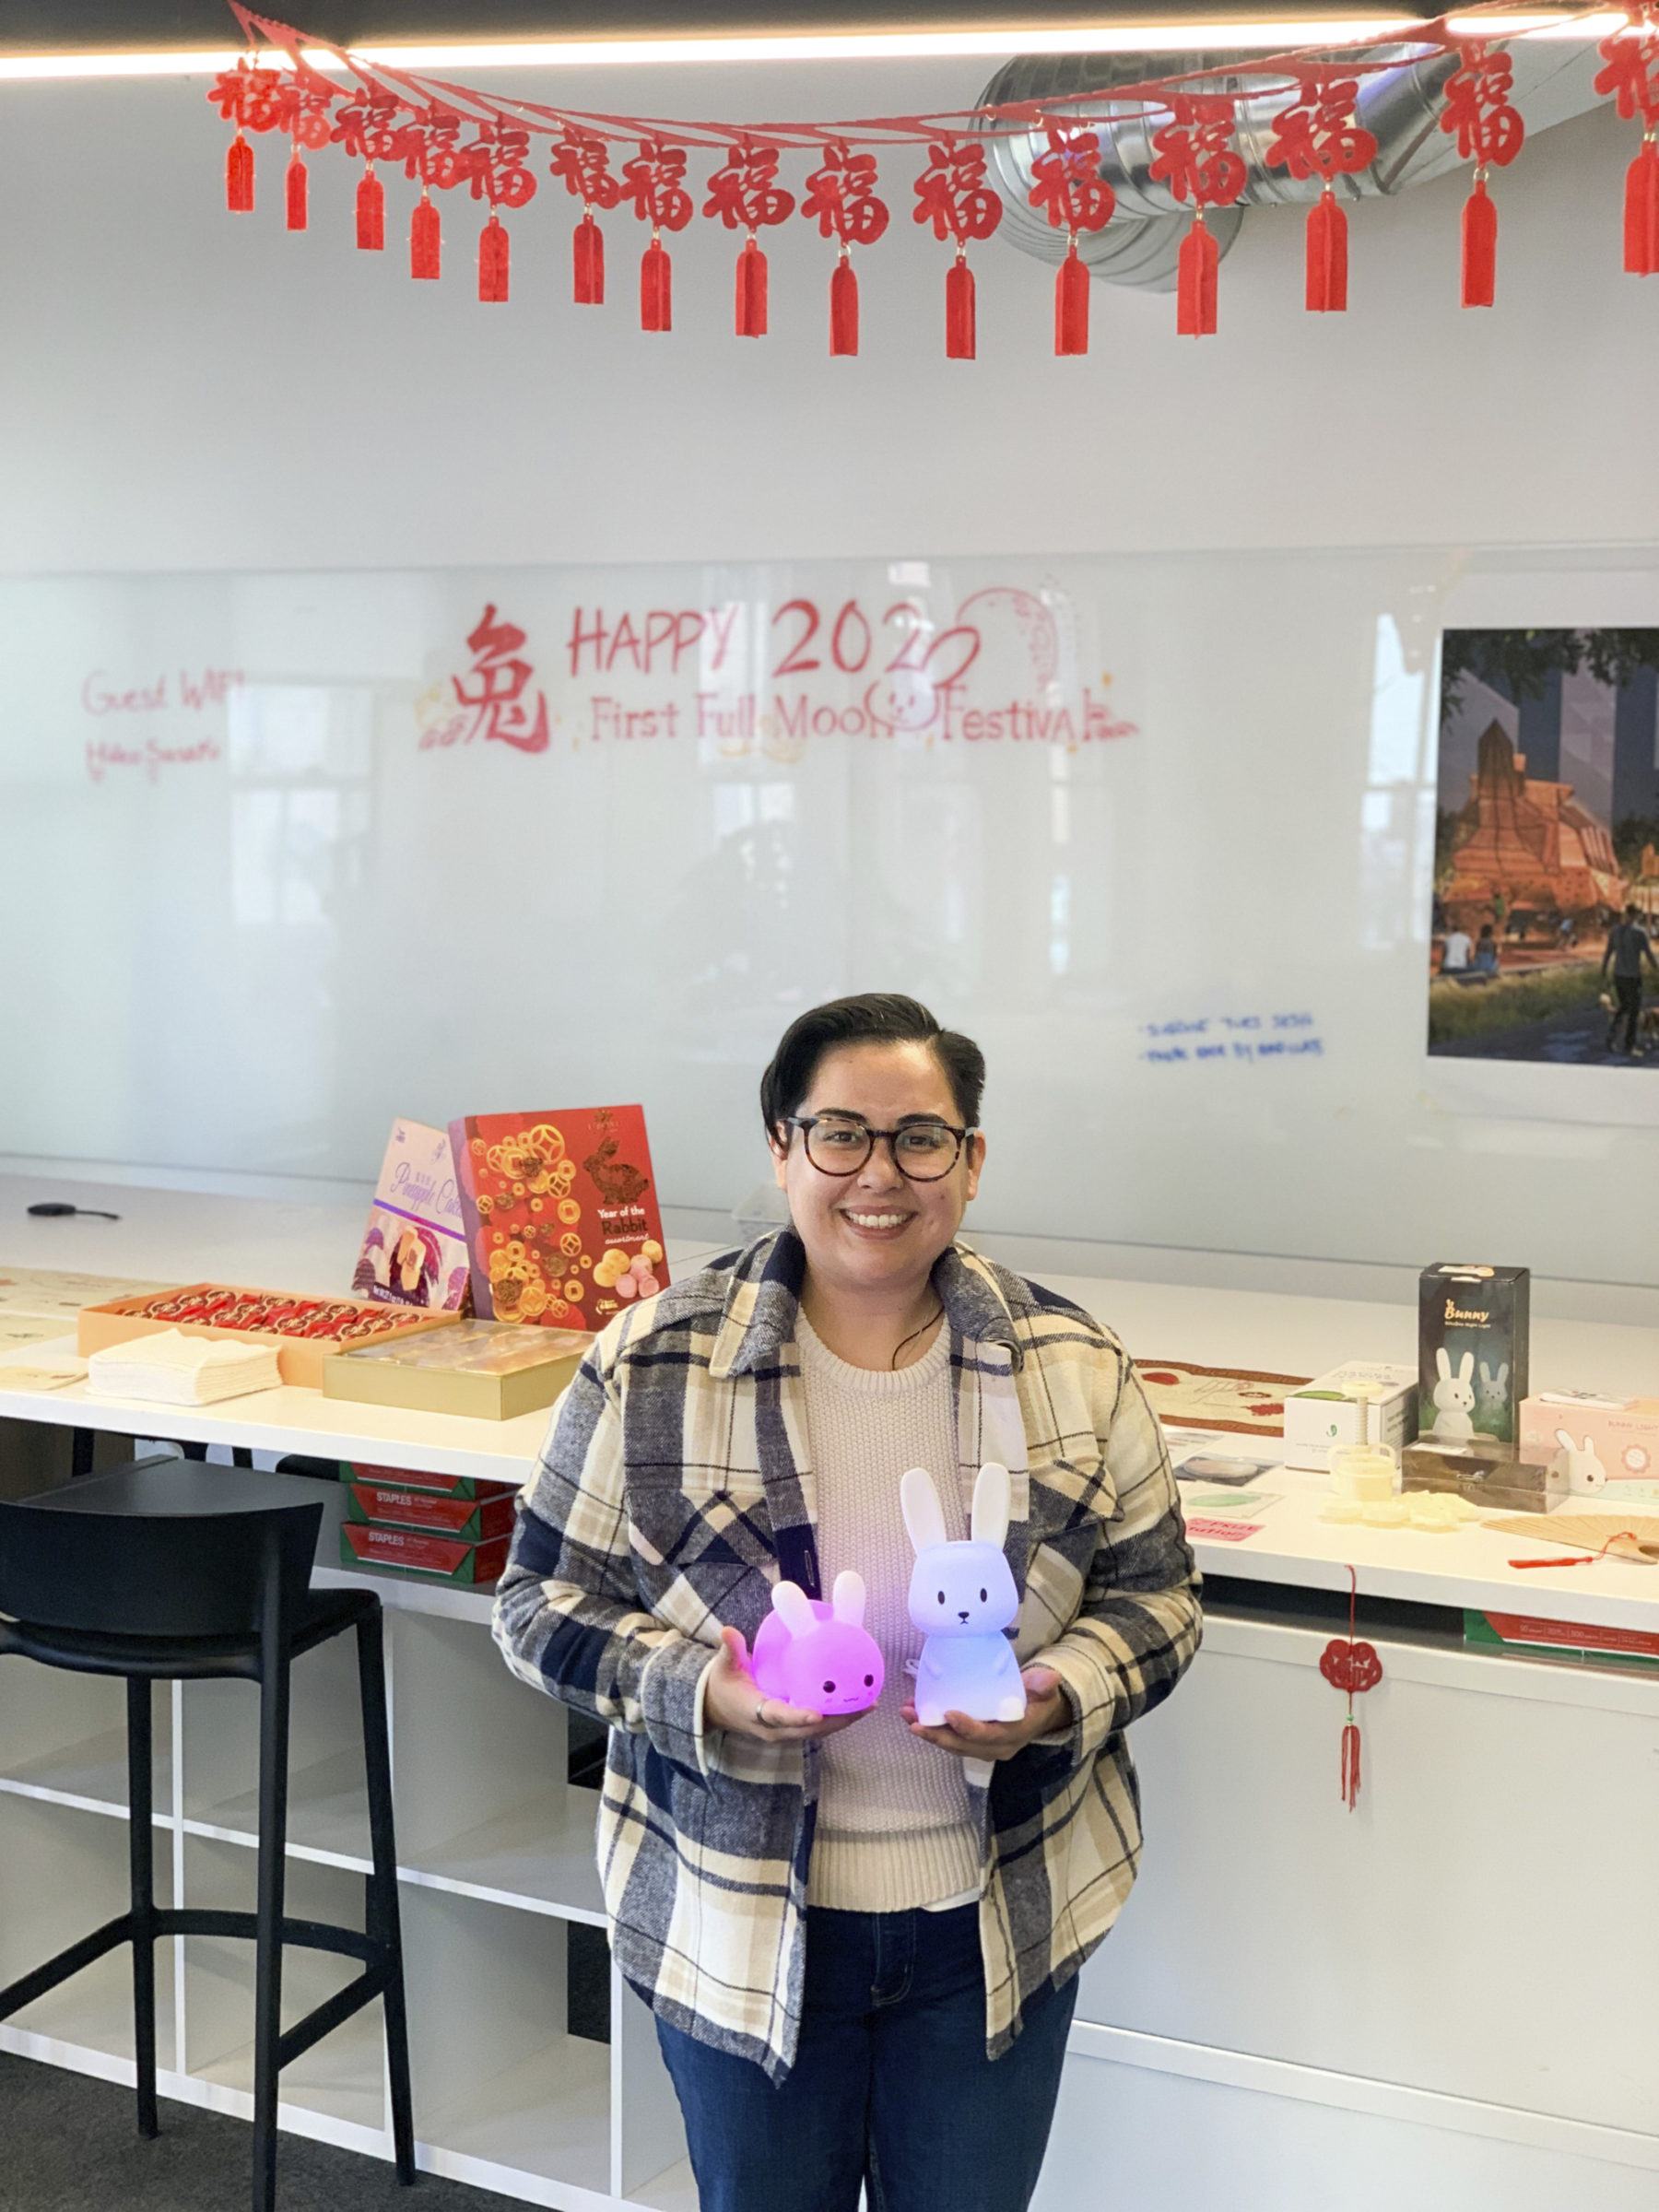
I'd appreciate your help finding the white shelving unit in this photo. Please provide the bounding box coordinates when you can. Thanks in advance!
[0,1570,689,2211]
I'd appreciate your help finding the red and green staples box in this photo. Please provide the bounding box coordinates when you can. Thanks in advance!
[347,1481,517,1544]
[346,1462,518,1503]
[339,1520,511,1586]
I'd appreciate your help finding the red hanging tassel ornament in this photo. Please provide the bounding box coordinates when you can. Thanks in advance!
[1305,184,1348,312]
[1055,238,1089,356]
[830,251,859,357]
[1177,214,1218,335]
[574,213,605,304]
[946,253,976,359]
[641,233,673,332]
[356,167,384,252]
[227,131,253,215]
[410,191,441,281]
[735,234,768,337]
[1627,135,1659,276]
[1462,167,1497,307]
[285,148,308,234]
[479,215,510,303]
[1319,1569,1382,1814]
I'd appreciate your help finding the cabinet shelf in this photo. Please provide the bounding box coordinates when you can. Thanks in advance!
[399,1791,606,1923]
[419,2036,611,2197]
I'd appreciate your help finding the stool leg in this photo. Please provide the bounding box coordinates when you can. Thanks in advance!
[357,1610,415,2184]
[127,1678,159,2139]
[252,1650,291,2212]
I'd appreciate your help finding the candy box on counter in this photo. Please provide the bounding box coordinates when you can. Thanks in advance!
[323,1319,592,1421]
[1403,1438,1566,1515]
[1517,1395,1659,1500]
[347,1481,518,1544]
[346,1462,518,1502]
[77,1283,456,1391]
[339,1521,510,1586]
[1418,1265,1530,1447]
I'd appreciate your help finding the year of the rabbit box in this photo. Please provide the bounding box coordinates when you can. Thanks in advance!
[1418,1264,1530,1448]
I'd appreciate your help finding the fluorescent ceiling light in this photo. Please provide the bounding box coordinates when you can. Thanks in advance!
[0,18,1599,82]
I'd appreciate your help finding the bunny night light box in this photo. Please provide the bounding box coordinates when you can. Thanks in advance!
[900,1462,1026,1726]
[750,1571,885,1715]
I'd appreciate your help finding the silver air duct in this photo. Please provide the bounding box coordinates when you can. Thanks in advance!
[980,35,1606,291]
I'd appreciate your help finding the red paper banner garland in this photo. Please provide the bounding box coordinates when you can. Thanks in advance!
[206,5,1647,359]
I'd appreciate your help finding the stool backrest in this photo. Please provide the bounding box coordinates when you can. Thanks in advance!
[0,1459,327,1640]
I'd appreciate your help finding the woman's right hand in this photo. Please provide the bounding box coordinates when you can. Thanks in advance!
[702,1626,866,1742]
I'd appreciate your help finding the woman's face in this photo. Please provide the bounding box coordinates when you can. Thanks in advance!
[771,1041,984,1299]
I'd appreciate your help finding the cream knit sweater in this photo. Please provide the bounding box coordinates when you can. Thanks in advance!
[797,1315,980,1913]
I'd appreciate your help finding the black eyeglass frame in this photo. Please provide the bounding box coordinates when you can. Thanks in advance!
[782,1113,975,1182]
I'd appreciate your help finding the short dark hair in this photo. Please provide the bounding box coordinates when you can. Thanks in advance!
[759,994,986,1138]
[1627,902,1641,918]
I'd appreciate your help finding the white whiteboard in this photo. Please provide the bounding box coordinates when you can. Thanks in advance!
[4,545,1658,1287]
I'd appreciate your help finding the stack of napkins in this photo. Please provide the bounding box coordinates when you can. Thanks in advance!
[87,1329,281,1405]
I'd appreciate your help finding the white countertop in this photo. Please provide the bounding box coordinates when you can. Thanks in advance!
[3,1172,1657,1636]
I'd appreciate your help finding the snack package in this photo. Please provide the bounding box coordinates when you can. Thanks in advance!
[354,1119,471,1312]
[449,1105,669,1328]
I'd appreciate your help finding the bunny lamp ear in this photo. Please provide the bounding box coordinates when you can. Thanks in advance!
[1479,1361,1493,1386]
[900,1466,948,1555]
[771,1581,818,1641]
[971,1461,1011,1548]
[1554,1428,1575,1455]
[1497,1362,1509,1387]
[1457,1351,1475,1384]
[830,1570,866,1628]
[1580,1433,1595,1457]
[1436,1347,1452,1381]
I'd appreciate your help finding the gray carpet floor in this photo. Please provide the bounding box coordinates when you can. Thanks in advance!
[0,2053,509,2212]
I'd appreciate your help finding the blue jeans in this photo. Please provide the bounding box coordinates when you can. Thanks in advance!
[654,1904,1078,2212]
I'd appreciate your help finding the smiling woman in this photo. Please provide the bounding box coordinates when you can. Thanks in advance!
[490,990,1201,2212]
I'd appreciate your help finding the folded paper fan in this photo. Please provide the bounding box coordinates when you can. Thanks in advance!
[1490,1513,1659,1560]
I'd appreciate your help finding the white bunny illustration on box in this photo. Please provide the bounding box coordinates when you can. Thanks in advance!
[1555,1429,1609,1494]
[1431,1347,1477,1441]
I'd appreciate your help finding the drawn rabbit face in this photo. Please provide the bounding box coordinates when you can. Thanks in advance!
[758,1572,884,1714]
[1476,1359,1510,1414]
[1555,1430,1608,1494]
[901,1463,1019,1639]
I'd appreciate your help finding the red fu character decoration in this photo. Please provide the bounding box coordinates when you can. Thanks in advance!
[394,105,464,281]
[1264,76,1378,312]
[1595,8,1659,275]
[912,140,1004,359]
[1028,126,1116,355]
[330,80,406,252]
[451,124,537,304]
[1440,41,1524,307]
[1150,95,1247,336]
[802,145,889,356]
[1319,1567,1382,1811]
[704,142,796,337]
[550,131,621,305]
[620,139,694,332]
[208,57,287,213]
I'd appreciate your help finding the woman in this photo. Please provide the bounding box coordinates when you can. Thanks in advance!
[493,994,1200,2212]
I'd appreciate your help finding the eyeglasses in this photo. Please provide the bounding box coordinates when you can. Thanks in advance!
[785,1112,971,1182]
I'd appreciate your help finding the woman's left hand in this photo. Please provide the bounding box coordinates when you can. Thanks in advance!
[901,1665,1070,1763]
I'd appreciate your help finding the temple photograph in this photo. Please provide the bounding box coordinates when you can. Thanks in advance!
[1430,628,1659,1066]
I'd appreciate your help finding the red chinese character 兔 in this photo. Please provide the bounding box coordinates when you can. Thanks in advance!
[1595,10,1659,127]
[549,129,622,209]
[911,140,1003,243]
[453,606,549,754]
[1264,76,1378,182]
[1439,42,1524,168]
[1150,95,1248,207]
[1028,127,1115,234]
[802,145,890,245]
[619,139,695,231]
[703,142,795,230]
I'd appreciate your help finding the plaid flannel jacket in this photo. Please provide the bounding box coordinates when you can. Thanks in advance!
[492,1230,1201,2082]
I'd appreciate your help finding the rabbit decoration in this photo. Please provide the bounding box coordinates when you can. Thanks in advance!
[1554,1430,1609,1495]
[750,1571,885,1715]
[900,1462,1026,1727]
[1430,1348,1477,1441]
[1475,1359,1511,1436]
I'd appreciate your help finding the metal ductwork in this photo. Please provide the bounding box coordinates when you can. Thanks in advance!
[980,36,1606,291]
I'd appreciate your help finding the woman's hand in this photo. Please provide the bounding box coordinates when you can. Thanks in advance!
[702,1626,867,1743]
[902,1665,1070,1762]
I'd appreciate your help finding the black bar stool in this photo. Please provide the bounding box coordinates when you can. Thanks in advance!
[0,1458,416,2211]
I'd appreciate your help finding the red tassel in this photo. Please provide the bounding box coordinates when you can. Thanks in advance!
[285,152,308,233]
[641,239,672,332]
[830,256,859,356]
[946,257,976,359]
[226,134,253,215]
[1340,1719,1361,1810]
[574,215,605,305]
[1462,173,1497,308]
[1305,188,1347,312]
[479,215,510,303]
[735,237,768,337]
[1055,242,1089,356]
[1177,218,1218,336]
[411,194,441,281]
[356,170,384,253]
[1625,140,1659,276]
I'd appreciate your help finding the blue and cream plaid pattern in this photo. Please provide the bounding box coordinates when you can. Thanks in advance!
[493,1230,1201,2081]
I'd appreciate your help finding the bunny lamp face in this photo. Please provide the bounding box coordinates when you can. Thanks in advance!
[750,1571,884,1715]
[901,1463,1018,1638]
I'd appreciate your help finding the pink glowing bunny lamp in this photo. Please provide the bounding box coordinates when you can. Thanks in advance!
[749,1571,884,1715]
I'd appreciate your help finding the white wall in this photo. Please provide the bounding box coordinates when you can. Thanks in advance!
[0,63,1650,574]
